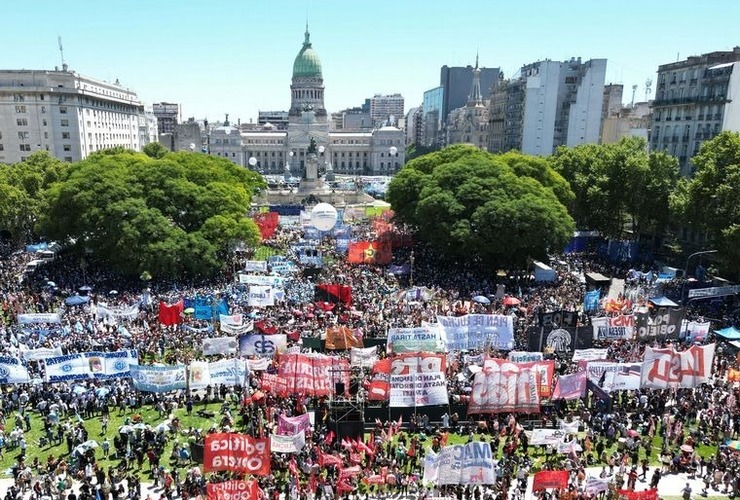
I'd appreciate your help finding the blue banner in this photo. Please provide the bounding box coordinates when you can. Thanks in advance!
[583,290,600,312]
[130,365,186,393]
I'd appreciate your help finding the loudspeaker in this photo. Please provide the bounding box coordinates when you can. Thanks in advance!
[335,382,345,395]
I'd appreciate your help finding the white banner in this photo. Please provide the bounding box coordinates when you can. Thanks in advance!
[244,260,268,273]
[95,303,139,321]
[529,428,568,446]
[270,430,306,454]
[508,351,543,363]
[389,372,449,407]
[130,365,186,392]
[20,346,63,361]
[219,314,243,326]
[572,348,609,362]
[189,359,248,390]
[681,320,711,340]
[641,344,715,389]
[426,442,496,485]
[350,347,378,368]
[586,361,641,392]
[238,274,284,286]
[469,362,540,414]
[591,315,634,340]
[247,358,270,371]
[44,350,138,382]
[386,326,445,353]
[584,477,609,495]
[202,337,238,356]
[17,313,62,324]
[248,285,274,307]
[436,314,514,351]
[220,320,254,336]
[239,334,287,357]
[0,356,31,384]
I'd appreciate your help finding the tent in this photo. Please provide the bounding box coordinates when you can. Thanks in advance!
[715,326,740,341]
[65,295,90,306]
[648,296,679,307]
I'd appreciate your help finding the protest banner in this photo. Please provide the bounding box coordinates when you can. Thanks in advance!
[270,430,306,454]
[617,489,659,500]
[508,351,543,363]
[533,470,569,491]
[592,315,635,340]
[202,336,238,356]
[247,358,270,371]
[634,307,684,339]
[552,371,587,400]
[220,321,254,336]
[206,480,263,500]
[537,311,578,328]
[470,360,540,413]
[219,314,244,326]
[238,275,284,287]
[527,326,592,352]
[20,346,63,361]
[0,356,30,384]
[248,285,274,307]
[387,326,445,353]
[44,350,138,382]
[586,362,642,392]
[130,365,186,393]
[189,359,247,390]
[17,313,62,324]
[641,344,715,389]
[325,326,363,350]
[484,358,554,398]
[572,348,609,362]
[424,442,496,485]
[437,314,514,351]
[367,358,391,400]
[347,241,392,265]
[278,354,350,397]
[276,414,311,436]
[158,301,183,326]
[260,372,290,396]
[350,347,378,368]
[680,320,711,341]
[244,260,268,272]
[238,334,287,357]
[529,429,568,446]
[204,433,270,475]
[584,477,609,495]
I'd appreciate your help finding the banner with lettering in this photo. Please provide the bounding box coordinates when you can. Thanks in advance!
[680,320,711,341]
[238,334,287,357]
[634,307,684,339]
[424,441,496,485]
[641,344,715,389]
[586,362,642,392]
[219,314,244,326]
[206,480,263,500]
[260,372,290,396]
[552,371,587,400]
[572,348,609,362]
[387,326,445,353]
[0,356,31,384]
[202,336,238,356]
[347,241,392,265]
[533,470,569,491]
[238,275,285,287]
[96,303,140,322]
[130,364,186,393]
[367,358,391,400]
[508,351,543,363]
[389,354,448,408]
[188,359,247,390]
[437,314,515,351]
[469,360,540,414]
[17,313,62,324]
[44,350,138,382]
[244,260,268,272]
[527,327,592,353]
[583,290,600,312]
[584,477,609,495]
[529,429,569,446]
[248,285,274,307]
[350,347,378,368]
[537,310,578,328]
[276,413,311,436]
[484,359,554,398]
[277,354,350,397]
[270,430,306,454]
[591,315,635,340]
[325,326,363,350]
[220,321,254,336]
[20,346,63,361]
[617,489,658,500]
[203,433,270,475]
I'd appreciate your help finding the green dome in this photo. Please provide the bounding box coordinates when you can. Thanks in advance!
[292,30,322,79]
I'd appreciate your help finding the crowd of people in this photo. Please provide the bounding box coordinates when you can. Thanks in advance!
[0,212,738,500]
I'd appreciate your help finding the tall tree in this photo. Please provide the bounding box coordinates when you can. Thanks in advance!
[41,150,264,279]
[387,144,574,269]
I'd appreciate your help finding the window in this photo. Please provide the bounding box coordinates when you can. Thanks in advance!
[63,145,71,152]
[64,157,73,162]
[61,119,69,127]
[0,144,3,151]
[43,119,47,126]
[19,144,31,152]
[18,131,29,140]
[17,118,28,126]
[41,106,46,113]
[62,132,70,139]
[59,106,67,114]
[15,105,26,113]
[44,132,48,139]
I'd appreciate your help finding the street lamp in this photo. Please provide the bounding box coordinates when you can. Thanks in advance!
[248,156,257,171]
[389,146,398,173]
[682,249,717,304]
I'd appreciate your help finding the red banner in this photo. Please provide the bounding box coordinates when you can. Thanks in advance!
[552,371,587,400]
[533,470,569,491]
[260,373,290,396]
[729,368,740,382]
[207,480,264,500]
[277,354,350,396]
[325,326,364,350]
[315,284,353,306]
[470,359,540,414]
[618,489,658,500]
[203,433,270,475]
[367,358,391,400]
[347,241,392,265]
[253,212,279,240]
[159,300,183,326]
[485,358,554,398]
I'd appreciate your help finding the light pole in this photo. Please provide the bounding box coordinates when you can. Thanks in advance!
[682,249,717,304]
[389,146,398,174]
[248,156,257,171]
[409,250,415,287]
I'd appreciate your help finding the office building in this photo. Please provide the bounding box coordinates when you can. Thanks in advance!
[152,102,180,135]
[440,63,500,125]
[422,86,444,147]
[369,93,404,127]
[650,47,740,176]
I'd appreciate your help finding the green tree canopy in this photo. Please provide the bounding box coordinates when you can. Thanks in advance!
[678,131,740,275]
[41,150,265,279]
[387,144,575,268]
[0,151,66,242]
[550,137,680,241]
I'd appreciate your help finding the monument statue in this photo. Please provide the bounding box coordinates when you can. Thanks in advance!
[307,136,318,154]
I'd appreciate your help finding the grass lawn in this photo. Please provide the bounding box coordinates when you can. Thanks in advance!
[253,246,282,261]
[0,400,230,480]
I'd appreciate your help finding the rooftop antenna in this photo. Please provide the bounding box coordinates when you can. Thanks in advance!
[58,36,68,71]
[645,79,653,102]
[631,84,638,107]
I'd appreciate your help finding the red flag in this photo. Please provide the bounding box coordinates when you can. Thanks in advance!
[207,480,264,500]
[533,470,569,491]
[158,300,183,326]
[618,489,659,500]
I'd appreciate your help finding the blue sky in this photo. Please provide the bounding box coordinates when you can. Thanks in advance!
[4,0,738,123]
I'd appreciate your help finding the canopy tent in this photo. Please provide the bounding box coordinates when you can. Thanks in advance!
[65,295,90,306]
[715,326,740,341]
[648,296,679,307]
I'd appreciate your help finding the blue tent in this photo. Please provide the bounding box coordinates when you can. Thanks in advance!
[65,295,90,306]
[715,326,740,341]
[649,296,679,307]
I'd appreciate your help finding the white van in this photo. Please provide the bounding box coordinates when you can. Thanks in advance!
[24,259,44,273]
